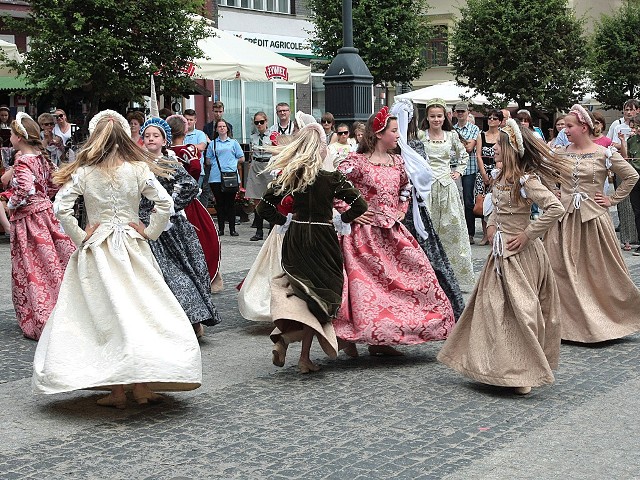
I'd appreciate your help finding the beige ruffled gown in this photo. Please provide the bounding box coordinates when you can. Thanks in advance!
[543,147,640,342]
[438,175,565,387]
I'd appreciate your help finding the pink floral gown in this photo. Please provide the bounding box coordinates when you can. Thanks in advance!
[334,153,455,345]
[5,153,75,340]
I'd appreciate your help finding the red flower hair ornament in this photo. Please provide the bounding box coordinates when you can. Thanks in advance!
[373,106,392,133]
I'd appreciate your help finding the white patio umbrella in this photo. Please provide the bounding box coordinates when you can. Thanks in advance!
[191,27,311,84]
[395,81,494,106]
[0,39,23,76]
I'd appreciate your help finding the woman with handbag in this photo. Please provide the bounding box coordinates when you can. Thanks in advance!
[205,119,244,236]
[474,109,503,245]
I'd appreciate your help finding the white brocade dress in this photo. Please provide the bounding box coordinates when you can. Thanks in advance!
[32,163,202,394]
[421,131,475,289]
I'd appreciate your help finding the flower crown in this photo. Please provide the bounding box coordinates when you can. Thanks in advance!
[569,104,594,130]
[500,118,525,158]
[140,117,172,146]
[373,106,392,133]
[89,110,131,138]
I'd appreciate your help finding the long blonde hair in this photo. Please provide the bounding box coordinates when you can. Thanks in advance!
[54,115,172,185]
[265,125,326,195]
[497,126,572,203]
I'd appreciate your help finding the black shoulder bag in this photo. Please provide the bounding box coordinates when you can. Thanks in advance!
[213,139,239,192]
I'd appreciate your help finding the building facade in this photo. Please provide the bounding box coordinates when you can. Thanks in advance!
[210,0,325,143]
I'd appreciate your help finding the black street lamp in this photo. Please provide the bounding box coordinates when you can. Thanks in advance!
[323,0,374,123]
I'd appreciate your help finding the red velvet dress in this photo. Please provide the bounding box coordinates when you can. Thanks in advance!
[5,153,75,340]
[334,153,455,345]
[170,144,221,283]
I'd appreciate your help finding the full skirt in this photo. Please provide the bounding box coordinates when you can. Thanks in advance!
[425,181,475,289]
[544,210,640,342]
[183,199,221,285]
[238,229,284,322]
[33,233,202,394]
[11,208,75,340]
[437,240,560,387]
[334,223,455,345]
[149,215,221,326]
[403,201,465,319]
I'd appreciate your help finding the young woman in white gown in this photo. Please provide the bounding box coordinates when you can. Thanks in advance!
[32,111,202,409]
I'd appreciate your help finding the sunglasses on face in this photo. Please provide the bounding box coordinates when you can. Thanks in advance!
[336,131,349,136]
[455,110,466,113]
[321,120,332,124]
[42,122,54,126]
[488,117,500,121]
[254,120,266,125]
[55,114,64,119]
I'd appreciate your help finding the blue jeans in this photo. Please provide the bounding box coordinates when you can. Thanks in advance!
[462,173,476,237]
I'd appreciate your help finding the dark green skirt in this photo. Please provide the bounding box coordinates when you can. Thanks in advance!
[281,222,344,324]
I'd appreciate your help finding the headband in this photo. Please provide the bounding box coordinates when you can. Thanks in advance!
[140,117,172,146]
[89,110,131,138]
[373,106,392,133]
[166,114,189,135]
[569,104,594,130]
[425,98,447,110]
[13,112,33,139]
[500,118,525,158]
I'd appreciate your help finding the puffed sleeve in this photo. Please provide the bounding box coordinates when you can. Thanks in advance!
[609,150,639,206]
[521,176,565,240]
[333,171,367,223]
[170,163,199,212]
[451,132,469,175]
[139,165,174,241]
[7,157,35,210]
[256,187,287,225]
[53,170,86,246]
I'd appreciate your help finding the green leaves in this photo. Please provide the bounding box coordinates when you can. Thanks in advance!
[6,0,208,112]
[588,2,640,110]
[307,0,432,84]
[451,0,588,111]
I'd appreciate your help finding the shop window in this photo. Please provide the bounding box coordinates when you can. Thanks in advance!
[218,0,290,14]
[244,83,274,141]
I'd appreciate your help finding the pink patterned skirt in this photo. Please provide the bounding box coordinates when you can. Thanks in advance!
[334,222,455,345]
[11,207,75,340]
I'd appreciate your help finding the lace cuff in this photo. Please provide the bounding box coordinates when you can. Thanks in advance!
[333,213,351,235]
[276,213,293,234]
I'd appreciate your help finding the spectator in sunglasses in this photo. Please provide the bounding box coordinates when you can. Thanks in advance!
[246,111,273,241]
[53,109,74,145]
[320,112,337,144]
[327,123,352,166]
[38,112,64,165]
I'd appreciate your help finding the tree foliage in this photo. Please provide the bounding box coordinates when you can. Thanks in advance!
[307,0,432,85]
[588,1,640,110]
[450,0,588,110]
[3,0,209,113]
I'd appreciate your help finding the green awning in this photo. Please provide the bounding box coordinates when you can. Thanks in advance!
[0,76,30,91]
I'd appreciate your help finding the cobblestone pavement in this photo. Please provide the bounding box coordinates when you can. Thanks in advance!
[0,219,639,479]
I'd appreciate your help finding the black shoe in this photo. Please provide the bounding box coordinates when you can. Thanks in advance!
[250,231,263,241]
[219,230,224,236]
[230,231,239,237]
[633,246,640,256]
